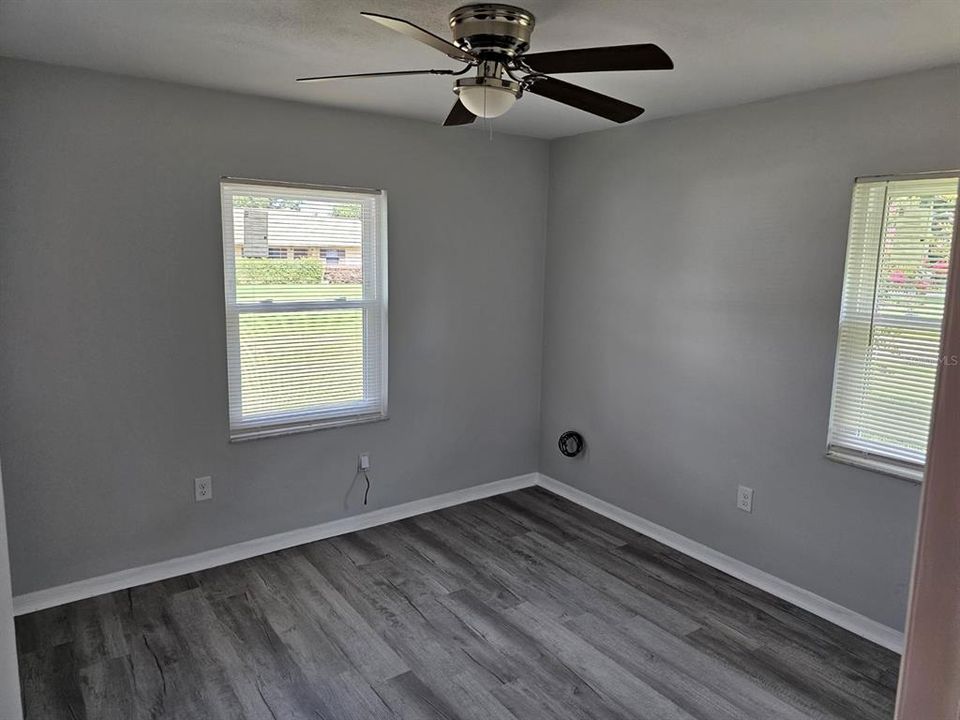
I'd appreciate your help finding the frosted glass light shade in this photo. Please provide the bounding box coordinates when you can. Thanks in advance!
[458,85,517,118]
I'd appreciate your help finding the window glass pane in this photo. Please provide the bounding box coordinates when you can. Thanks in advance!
[874,184,954,321]
[237,310,365,419]
[231,193,366,303]
[858,325,941,455]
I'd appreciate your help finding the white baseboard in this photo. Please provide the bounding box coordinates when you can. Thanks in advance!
[535,473,905,654]
[12,473,538,616]
[12,469,905,655]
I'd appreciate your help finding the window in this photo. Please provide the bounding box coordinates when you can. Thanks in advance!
[292,248,309,260]
[220,179,387,440]
[325,249,346,266]
[827,173,958,481]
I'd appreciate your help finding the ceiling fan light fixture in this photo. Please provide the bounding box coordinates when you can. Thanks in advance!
[299,5,674,127]
[455,76,520,118]
[457,85,516,118]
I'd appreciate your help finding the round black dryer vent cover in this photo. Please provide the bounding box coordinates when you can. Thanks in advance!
[558,430,584,458]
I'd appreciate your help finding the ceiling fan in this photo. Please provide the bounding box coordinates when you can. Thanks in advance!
[297,4,674,126]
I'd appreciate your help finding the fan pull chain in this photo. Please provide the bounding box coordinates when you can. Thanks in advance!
[482,87,493,141]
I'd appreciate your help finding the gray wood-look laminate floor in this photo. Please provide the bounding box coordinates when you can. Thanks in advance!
[15,488,900,719]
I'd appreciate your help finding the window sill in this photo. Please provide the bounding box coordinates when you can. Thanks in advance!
[230,413,388,442]
[825,448,924,484]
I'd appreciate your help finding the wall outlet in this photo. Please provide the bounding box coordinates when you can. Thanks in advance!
[195,476,213,502]
[737,485,754,513]
[358,453,371,471]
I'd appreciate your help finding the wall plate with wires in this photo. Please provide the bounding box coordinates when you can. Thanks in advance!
[358,453,371,505]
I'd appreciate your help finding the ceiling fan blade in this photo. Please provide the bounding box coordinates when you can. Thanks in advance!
[443,99,476,126]
[526,76,644,123]
[297,69,456,83]
[522,43,673,74]
[361,12,476,63]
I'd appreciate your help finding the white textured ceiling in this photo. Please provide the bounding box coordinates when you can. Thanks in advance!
[1,0,958,139]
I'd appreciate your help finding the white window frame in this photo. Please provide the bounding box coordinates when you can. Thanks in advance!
[826,170,959,482]
[220,178,388,441]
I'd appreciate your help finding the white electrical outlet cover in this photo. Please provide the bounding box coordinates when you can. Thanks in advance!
[737,485,753,513]
[195,476,213,502]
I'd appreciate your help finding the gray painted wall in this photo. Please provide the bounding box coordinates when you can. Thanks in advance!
[0,59,548,595]
[540,65,960,630]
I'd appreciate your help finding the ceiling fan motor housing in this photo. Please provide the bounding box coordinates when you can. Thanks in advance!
[449,4,536,59]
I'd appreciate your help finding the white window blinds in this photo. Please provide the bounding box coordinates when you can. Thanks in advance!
[827,174,958,480]
[220,179,387,440]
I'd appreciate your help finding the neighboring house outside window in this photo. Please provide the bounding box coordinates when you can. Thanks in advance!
[220,179,387,440]
[827,172,958,481]
[325,249,346,266]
